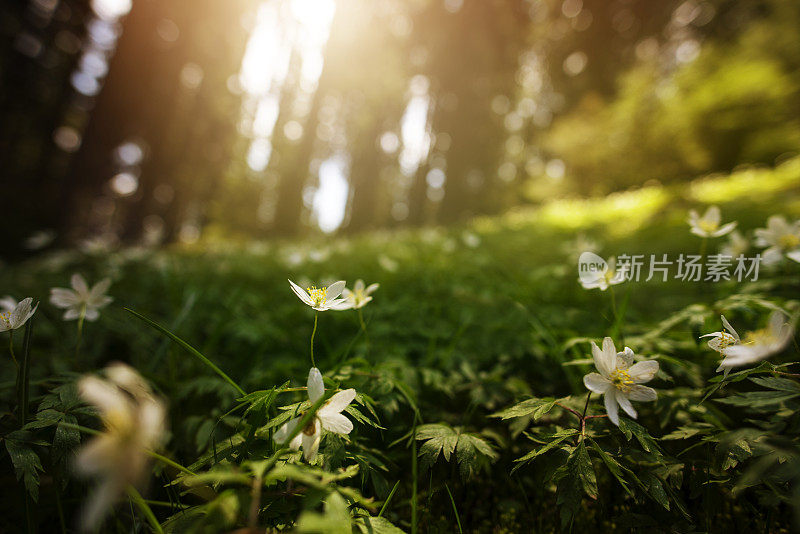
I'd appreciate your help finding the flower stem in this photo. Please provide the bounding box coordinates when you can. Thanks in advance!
[310,311,318,368]
[8,331,17,368]
[357,308,370,348]
[127,485,164,534]
[75,305,86,365]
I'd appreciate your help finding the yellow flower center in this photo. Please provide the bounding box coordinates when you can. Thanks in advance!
[610,369,634,392]
[717,332,737,349]
[779,233,800,250]
[0,311,10,327]
[354,289,365,304]
[307,286,327,307]
[104,407,135,438]
[698,220,719,233]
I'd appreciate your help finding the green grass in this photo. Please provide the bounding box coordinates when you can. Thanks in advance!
[1,157,799,532]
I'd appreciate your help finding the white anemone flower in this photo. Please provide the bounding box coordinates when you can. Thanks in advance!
[339,280,379,310]
[701,315,740,353]
[701,315,741,376]
[718,311,795,370]
[0,297,37,332]
[75,363,166,531]
[687,206,737,238]
[273,367,356,462]
[50,274,113,321]
[288,279,347,311]
[580,256,627,291]
[754,215,800,265]
[720,230,750,259]
[583,337,659,426]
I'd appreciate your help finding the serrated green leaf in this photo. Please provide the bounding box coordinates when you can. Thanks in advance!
[491,397,557,420]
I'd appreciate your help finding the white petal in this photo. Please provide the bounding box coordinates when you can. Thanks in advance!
[50,288,79,308]
[307,368,325,403]
[319,412,353,434]
[704,206,721,226]
[63,307,81,320]
[71,273,89,295]
[365,283,379,295]
[604,390,620,426]
[301,419,321,461]
[84,308,100,322]
[591,338,616,377]
[79,376,130,417]
[616,393,638,419]
[712,221,737,237]
[721,315,739,341]
[628,361,659,383]
[325,281,346,301]
[583,373,611,394]
[353,280,365,292]
[616,347,634,369]
[628,385,657,402]
[288,279,314,306]
[273,416,301,445]
[319,389,357,417]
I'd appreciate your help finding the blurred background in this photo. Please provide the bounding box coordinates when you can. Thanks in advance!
[1,0,799,258]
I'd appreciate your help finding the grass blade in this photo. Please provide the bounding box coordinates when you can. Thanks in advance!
[378,480,401,517]
[445,483,463,534]
[125,307,245,396]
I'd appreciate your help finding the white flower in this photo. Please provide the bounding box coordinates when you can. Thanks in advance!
[0,296,19,312]
[75,363,166,531]
[0,297,37,332]
[688,206,737,238]
[583,337,659,426]
[273,367,356,462]
[718,311,795,370]
[50,274,113,321]
[288,279,347,311]
[580,256,627,291]
[700,315,740,353]
[754,215,800,265]
[719,230,749,259]
[339,280,379,310]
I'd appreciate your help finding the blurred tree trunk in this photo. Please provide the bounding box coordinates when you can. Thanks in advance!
[342,121,383,232]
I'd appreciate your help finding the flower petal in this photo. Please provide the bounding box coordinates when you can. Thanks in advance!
[628,360,659,383]
[319,412,353,434]
[325,280,346,301]
[319,388,357,417]
[591,338,616,377]
[50,288,79,308]
[71,273,89,295]
[274,416,301,445]
[307,368,325,403]
[583,373,611,394]
[301,419,321,461]
[627,385,657,402]
[616,347,634,369]
[616,393,638,419]
[604,389,620,426]
[288,279,313,306]
[721,315,739,341]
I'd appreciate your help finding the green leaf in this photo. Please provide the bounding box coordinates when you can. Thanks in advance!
[715,390,800,408]
[415,423,497,479]
[5,431,44,501]
[638,472,670,510]
[491,397,557,420]
[555,441,596,529]
[618,418,662,455]
[356,516,406,534]
[749,376,800,392]
[512,429,577,472]
[587,439,632,495]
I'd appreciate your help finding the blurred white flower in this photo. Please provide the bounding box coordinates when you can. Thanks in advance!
[0,297,37,333]
[273,367,356,462]
[719,230,749,259]
[580,256,627,291]
[0,296,18,312]
[288,279,346,311]
[755,215,800,265]
[583,337,659,426]
[719,311,795,370]
[50,274,113,321]
[75,363,167,531]
[339,280,379,310]
[688,206,737,238]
